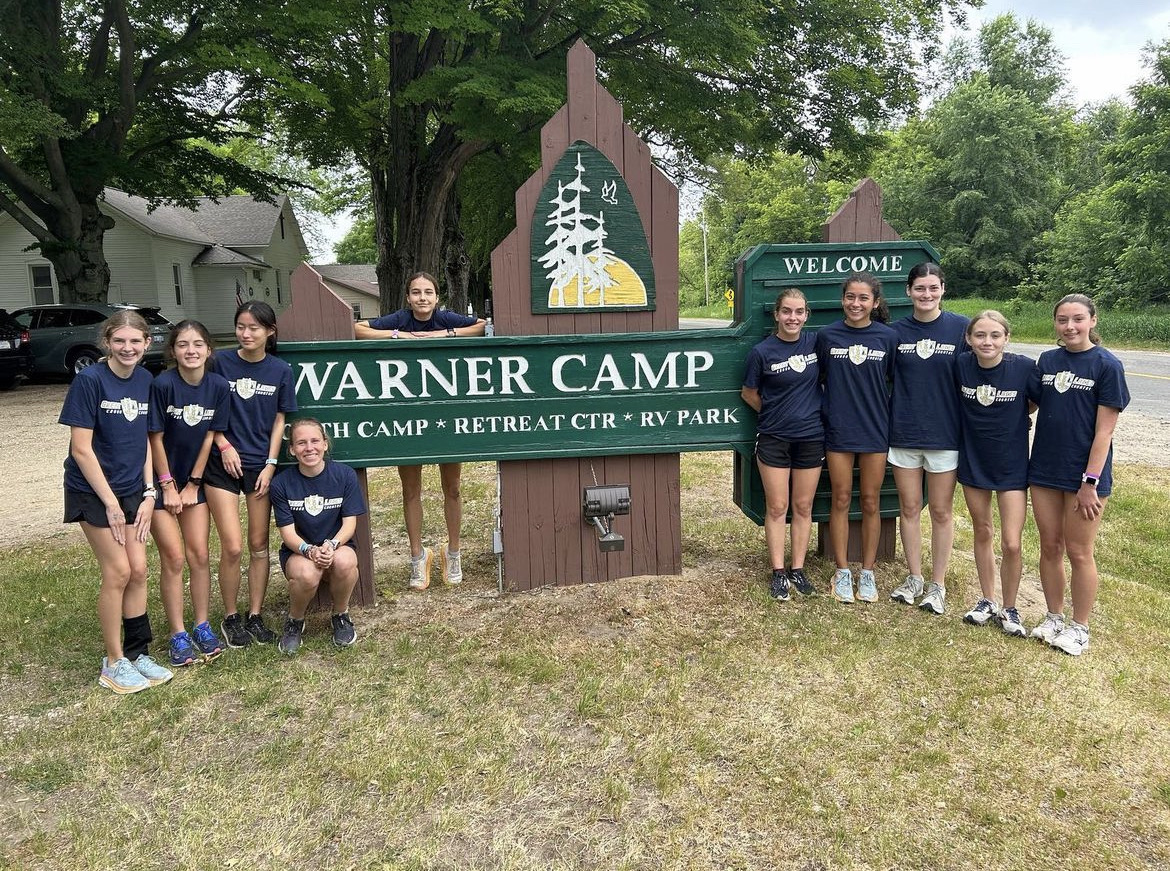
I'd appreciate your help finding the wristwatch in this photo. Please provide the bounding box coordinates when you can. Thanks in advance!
[1081,473,1100,487]
[447,327,457,337]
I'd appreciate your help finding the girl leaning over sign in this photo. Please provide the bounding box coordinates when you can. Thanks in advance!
[148,320,231,667]
[1026,294,1129,656]
[887,263,969,616]
[60,310,173,693]
[815,272,897,604]
[353,271,484,590]
[740,288,824,601]
[205,301,297,648]
[954,311,1036,637]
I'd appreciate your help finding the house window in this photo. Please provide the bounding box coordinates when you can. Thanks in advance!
[351,303,362,320]
[172,263,183,306]
[29,264,55,305]
[275,270,283,305]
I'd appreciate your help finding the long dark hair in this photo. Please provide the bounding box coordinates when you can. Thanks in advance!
[165,319,215,366]
[235,301,278,353]
[842,272,889,324]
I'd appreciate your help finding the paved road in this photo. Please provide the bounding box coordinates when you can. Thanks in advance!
[679,319,1170,423]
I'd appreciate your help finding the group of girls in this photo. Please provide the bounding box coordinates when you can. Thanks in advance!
[744,267,1128,656]
[63,302,366,694]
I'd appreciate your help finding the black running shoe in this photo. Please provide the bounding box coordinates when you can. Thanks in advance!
[769,569,791,602]
[331,612,357,647]
[221,613,253,649]
[245,612,278,644]
[788,568,815,596]
[278,617,304,656]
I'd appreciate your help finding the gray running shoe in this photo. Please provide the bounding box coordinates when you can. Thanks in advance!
[331,612,357,647]
[857,569,878,603]
[891,574,924,604]
[833,568,855,604]
[1050,622,1090,656]
[918,582,946,615]
[278,617,305,655]
[769,569,791,602]
[1030,612,1066,644]
[442,548,463,584]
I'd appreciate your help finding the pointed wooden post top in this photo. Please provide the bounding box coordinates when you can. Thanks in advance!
[566,40,597,92]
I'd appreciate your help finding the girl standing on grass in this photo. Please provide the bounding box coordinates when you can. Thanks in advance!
[815,272,896,605]
[269,418,367,655]
[354,271,484,590]
[205,301,297,648]
[148,320,231,666]
[741,288,823,601]
[955,311,1037,636]
[60,311,172,694]
[1027,294,1129,656]
[888,263,969,616]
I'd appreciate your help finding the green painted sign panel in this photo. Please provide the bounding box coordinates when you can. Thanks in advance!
[529,141,656,313]
[280,328,755,468]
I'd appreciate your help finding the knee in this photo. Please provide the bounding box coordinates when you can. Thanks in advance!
[791,497,813,520]
[928,504,953,526]
[248,532,270,553]
[972,520,994,544]
[443,481,461,502]
[186,544,210,572]
[220,539,243,564]
[859,493,879,514]
[765,500,789,522]
[160,549,185,577]
[1001,538,1023,561]
[1038,534,1064,560]
[1066,540,1096,567]
[899,496,923,518]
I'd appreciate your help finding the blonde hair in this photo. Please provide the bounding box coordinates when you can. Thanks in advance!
[99,310,150,350]
[288,417,331,457]
[773,287,808,312]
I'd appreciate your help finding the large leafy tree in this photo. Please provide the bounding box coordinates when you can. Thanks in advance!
[0,0,313,302]
[281,0,970,313]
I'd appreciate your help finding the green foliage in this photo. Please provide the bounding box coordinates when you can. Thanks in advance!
[333,215,377,265]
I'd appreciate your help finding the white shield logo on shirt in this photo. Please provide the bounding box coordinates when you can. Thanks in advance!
[235,378,257,400]
[304,494,324,516]
[848,345,869,365]
[120,396,139,421]
[1054,371,1074,394]
[976,385,997,407]
[916,339,937,359]
[788,354,806,373]
[182,404,204,426]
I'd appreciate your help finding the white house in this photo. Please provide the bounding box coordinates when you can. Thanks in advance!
[0,188,310,335]
[310,264,381,320]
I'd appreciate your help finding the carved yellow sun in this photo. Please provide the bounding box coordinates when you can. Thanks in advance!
[548,256,648,307]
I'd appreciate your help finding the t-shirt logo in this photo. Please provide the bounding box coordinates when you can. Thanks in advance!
[976,385,997,407]
[788,354,806,373]
[916,339,937,359]
[1054,371,1074,394]
[182,404,206,427]
[303,494,325,516]
[235,377,258,400]
[848,344,869,365]
[120,396,141,421]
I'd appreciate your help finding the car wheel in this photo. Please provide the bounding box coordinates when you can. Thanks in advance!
[68,347,101,375]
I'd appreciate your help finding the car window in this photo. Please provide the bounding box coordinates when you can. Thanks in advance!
[70,309,108,326]
[38,310,72,328]
[135,308,171,326]
[12,311,34,329]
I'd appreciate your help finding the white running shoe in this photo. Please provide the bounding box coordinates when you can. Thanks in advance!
[832,568,855,604]
[1050,622,1090,656]
[997,607,1028,638]
[918,582,946,615]
[891,574,924,604]
[442,547,463,585]
[1030,612,1066,644]
[409,547,433,590]
[963,598,999,626]
[857,569,878,603]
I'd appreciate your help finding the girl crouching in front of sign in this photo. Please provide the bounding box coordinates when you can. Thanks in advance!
[354,271,485,589]
[60,311,172,693]
[955,311,1036,636]
[740,288,824,601]
[815,272,896,604]
[206,301,297,648]
[1026,294,1129,656]
[148,320,231,667]
[269,418,367,654]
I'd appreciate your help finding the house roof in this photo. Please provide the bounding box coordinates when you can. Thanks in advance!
[101,188,214,245]
[312,264,379,298]
[193,245,270,268]
[101,188,292,249]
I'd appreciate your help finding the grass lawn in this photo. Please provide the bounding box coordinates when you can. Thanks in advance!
[2,456,1169,870]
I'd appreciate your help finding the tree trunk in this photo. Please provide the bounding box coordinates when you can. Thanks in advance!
[41,198,115,304]
[442,188,471,314]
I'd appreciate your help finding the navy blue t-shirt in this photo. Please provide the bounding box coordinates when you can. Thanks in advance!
[956,352,1035,491]
[1028,345,1129,495]
[148,369,231,486]
[270,460,367,561]
[209,351,297,469]
[367,309,477,332]
[891,311,969,450]
[742,332,823,441]
[59,362,152,496]
[815,319,896,453]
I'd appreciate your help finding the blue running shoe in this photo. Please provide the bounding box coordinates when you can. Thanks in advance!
[132,654,174,687]
[858,569,878,603]
[192,621,225,661]
[99,657,149,694]
[833,568,854,604]
[169,631,198,667]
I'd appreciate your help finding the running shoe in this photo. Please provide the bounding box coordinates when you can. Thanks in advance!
[409,547,433,590]
[963,598,999,626]
[278,617,305,655]
[857,569,878,603]
[919,583,946,615]
[1030,612,1066,645]
[192,621,225,660]
[788,568,815,596]
[168,631,198,667]
[769,569,791,602]
[221,613,253,649]
[1050,622,1090,656]
[891,574,924,604]
[244,612,278,645]
[98,657,149,694]
[331,612,357,647]
[442,548,463,585]
[832,568,854,604]
[998,607,1027,638]
[132,654,174,687]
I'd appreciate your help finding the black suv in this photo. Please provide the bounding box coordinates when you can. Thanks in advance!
[0,309,34,389]
[11,304,172,376]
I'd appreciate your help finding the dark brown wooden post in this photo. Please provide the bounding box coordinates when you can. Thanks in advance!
[277,263,376,607]
[489,41,681,590]
[819,178,899,561]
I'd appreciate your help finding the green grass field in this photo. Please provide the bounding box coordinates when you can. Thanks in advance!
[2,457,1169,870]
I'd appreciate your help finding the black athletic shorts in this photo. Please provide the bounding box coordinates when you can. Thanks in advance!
[64,488,146,527]
[755,433,825,470]
[203,451,264,496]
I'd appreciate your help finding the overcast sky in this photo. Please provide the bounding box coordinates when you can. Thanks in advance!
[962,0,1170,104]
